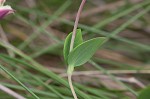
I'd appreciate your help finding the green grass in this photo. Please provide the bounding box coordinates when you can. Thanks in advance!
[0,0,150,99]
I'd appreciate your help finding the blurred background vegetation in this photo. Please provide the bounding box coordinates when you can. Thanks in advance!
[0,0,150,99]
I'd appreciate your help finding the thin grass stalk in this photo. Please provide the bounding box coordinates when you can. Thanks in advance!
[0,42,91,99]
[0,64,40,99]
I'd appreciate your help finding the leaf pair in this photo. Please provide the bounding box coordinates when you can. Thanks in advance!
[63,29,106,68]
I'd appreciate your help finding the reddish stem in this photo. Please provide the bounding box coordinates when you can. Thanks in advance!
[68,0,87,99]
[69,0,86,52]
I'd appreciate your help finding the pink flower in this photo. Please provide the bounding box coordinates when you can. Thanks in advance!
[0,0,14,19]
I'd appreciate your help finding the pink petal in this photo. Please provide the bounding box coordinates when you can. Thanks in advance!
[0,9,11,19]
[0,6,14,19]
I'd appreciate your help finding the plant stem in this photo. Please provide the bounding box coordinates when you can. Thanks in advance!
[69,0,86,52]
[68,0,86,99]
[68,74,78,99]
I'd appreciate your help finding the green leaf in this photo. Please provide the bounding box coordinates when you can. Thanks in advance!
[138,86,150,99]
[68,37,106,67]
[63,29,83,63]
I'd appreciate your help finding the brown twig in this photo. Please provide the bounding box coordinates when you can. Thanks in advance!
[61,73,145,88]
[61,70,150,77]
[0,84,26,99]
